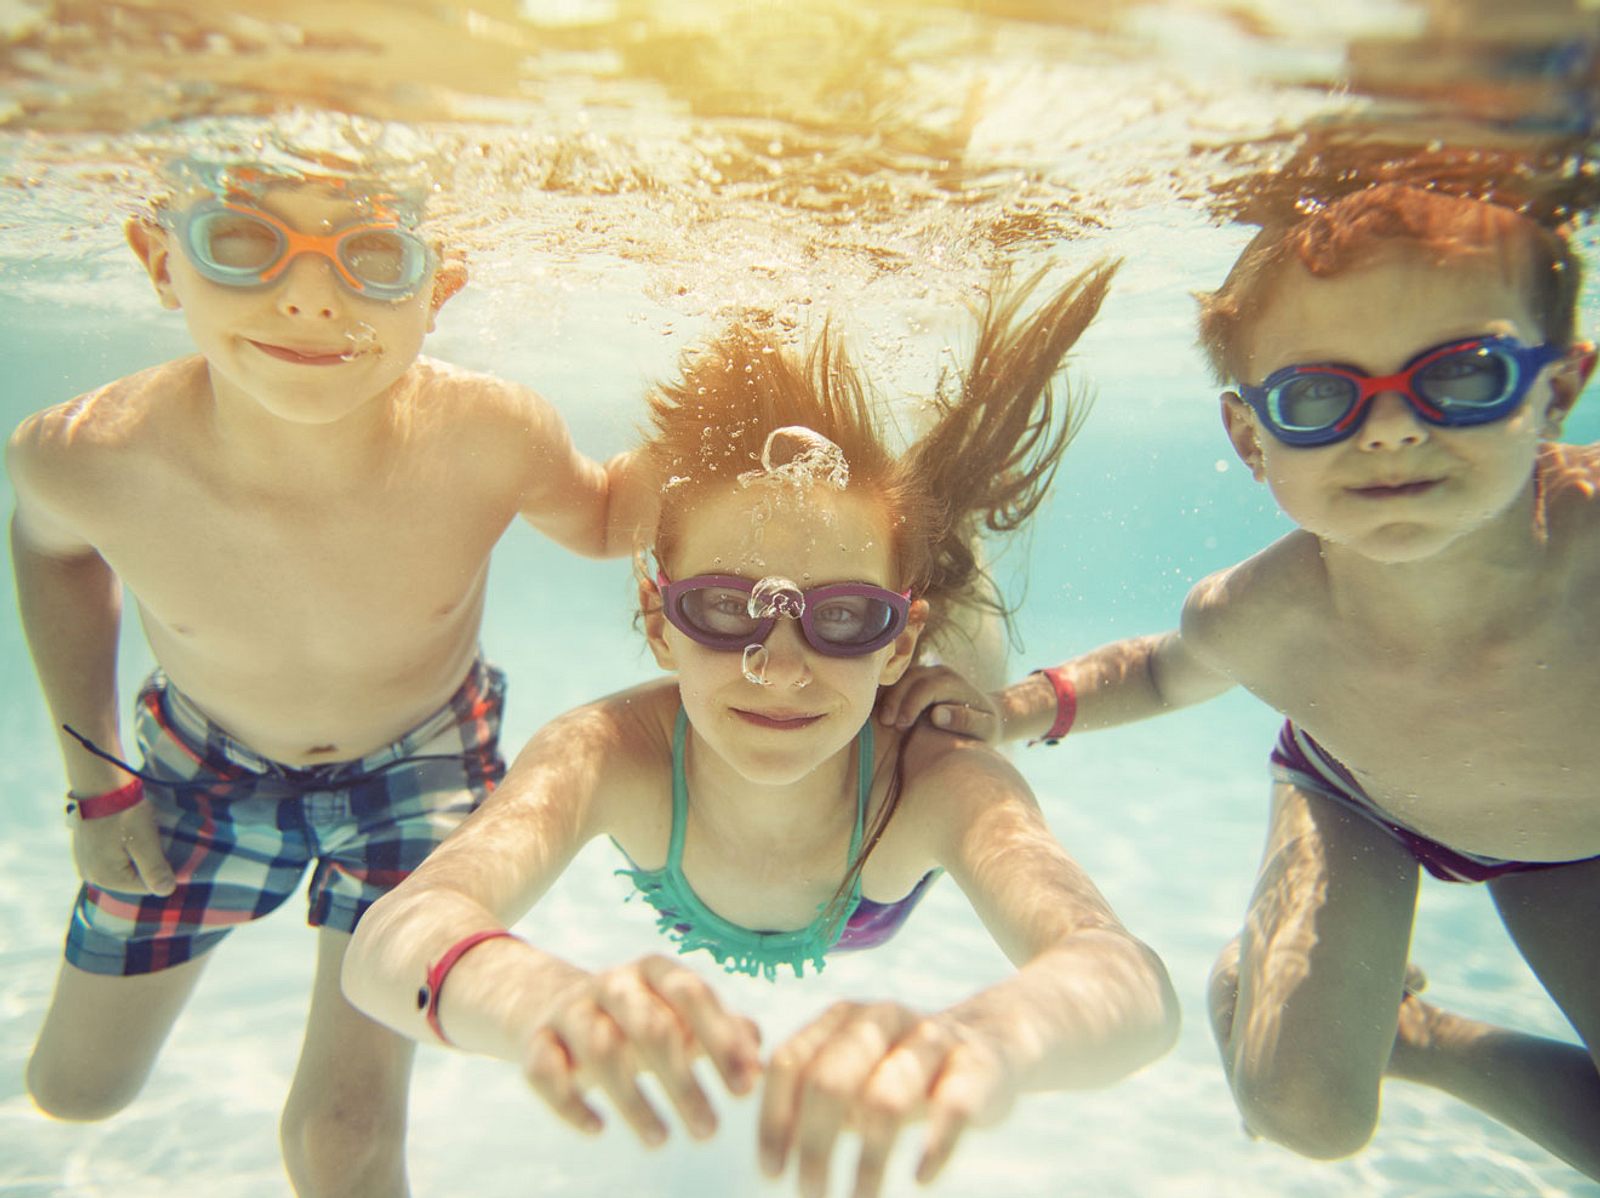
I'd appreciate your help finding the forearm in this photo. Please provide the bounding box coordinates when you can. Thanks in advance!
[946,927,1178,1092]
[996,630,1232,742]
[343,883,590,1060]
[11,521,127,794]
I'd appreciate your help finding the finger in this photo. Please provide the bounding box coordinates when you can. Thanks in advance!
[568,1004,670,1147]
[643,958,762,1096]
[928,703,997,743]
[851,1021,950,1197]
[599,969,717,1140]
[792,1008,907,1198]
[125,819,177,896]
[523,1027,604,1135]
[759,1003,859,1178]
[915,1049,1000,1184]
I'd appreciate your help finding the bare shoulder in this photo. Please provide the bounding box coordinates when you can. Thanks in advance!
[408,356,572,448]
[1181,531,1325,669]
[495,679,678,840]
[879,727,1041,869]
[7,357,206,522]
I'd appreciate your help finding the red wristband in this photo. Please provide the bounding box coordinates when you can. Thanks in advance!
[67,778,145,820]
[1028,667,1077,746]
[419,929,521,1046]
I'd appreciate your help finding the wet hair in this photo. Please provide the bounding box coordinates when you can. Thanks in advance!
[642,262,1116,917]
[645,261,1116,647]
[1197,184,1583,384]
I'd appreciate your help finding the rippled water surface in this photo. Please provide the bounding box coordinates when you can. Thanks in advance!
[2,1,1599,1195]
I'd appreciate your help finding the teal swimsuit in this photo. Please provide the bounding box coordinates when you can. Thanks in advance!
[616,709,939,980]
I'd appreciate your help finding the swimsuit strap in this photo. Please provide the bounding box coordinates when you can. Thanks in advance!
[669,707,868,871]
[631,706,870,979]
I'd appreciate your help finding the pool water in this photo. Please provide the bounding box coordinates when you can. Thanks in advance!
[2,2,1599,1195]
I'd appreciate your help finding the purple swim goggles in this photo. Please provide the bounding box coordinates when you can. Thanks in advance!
[656,570,911,657]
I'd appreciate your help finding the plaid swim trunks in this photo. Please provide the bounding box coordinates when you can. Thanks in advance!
[65,659,507,976]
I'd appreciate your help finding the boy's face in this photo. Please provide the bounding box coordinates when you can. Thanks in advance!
[128,184,463,426]
[1222,247,1587,564]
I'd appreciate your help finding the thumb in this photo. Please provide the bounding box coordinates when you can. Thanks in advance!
[126,817,177,896]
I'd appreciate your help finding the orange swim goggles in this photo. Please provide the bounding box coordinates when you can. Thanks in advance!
[163,197,434,301]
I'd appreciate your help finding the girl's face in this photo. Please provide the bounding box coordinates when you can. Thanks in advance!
[644,481,925,786]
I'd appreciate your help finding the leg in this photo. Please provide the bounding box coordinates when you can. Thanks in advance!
[27,955,209,1119]
[1378,857,1600,1180]
[1209,780,1420,1158]
[280,927,416,1198]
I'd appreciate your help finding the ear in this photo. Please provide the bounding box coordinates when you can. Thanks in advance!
[1220,392,1266,481]
[876,599,928,687]
[426,255,468,330]
[1537,340,1596,437]
[125,217,181,310]
[640,577,677,671]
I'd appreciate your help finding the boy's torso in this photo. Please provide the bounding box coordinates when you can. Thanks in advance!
[32,355,535,765]
[1202,445,1600,862]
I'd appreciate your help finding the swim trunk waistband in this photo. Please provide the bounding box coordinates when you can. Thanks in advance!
[152,656,500,782]
[1269,720,1599,885]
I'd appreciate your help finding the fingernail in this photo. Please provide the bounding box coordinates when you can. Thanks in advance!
[932,708,950,727]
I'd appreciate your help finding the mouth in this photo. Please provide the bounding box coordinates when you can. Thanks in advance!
[246,339,366,366]
[1348,479,1441,499]
[732,708,824,730]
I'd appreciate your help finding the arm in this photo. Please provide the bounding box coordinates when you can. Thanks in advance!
[342,691,759,1141]
[513,390,657,559]
[759,739,1178,1197]
[991,626,1235,743]
[7,424,174,894]
[878,627,1234,743]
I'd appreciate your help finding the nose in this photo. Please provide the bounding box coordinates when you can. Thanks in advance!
[754,617,814,689]
[1357,390,1428,451]
[273,252,344,321]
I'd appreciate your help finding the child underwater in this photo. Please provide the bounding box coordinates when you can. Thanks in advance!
[342,263,1180,1198]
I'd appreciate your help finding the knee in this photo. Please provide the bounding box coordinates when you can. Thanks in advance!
[280,1088,407,1197]
[1230,1065,1379,1160]
[25,1050,142,1122]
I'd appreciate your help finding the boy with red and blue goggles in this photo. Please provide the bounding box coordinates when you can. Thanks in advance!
[1237,334,1577,447]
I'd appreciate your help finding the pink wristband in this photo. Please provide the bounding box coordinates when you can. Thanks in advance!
[419,929,520,1045]
[67,778,145,820]
[1028,667,1077,746]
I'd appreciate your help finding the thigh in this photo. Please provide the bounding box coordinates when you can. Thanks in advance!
[29,956,209,1112]
[287,928,416,1115]
[1229,780,1422,1089]
[1490,855,1600,1063]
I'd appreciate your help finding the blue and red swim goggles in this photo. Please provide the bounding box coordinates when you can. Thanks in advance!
[160,197,434,302]
[1238,334,1570,447]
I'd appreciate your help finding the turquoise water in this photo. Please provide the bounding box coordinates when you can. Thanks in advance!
[3,2,1600,1195]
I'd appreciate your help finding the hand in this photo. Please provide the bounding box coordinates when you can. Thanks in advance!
[71,799,177,895]
[521,954,762,1146]
[875,665,999,743]
[759,1002,1018,1198]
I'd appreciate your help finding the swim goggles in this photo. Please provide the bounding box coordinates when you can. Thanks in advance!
[656,570,911,657]
[1238,334,1568,447]
[161,197,434,301]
